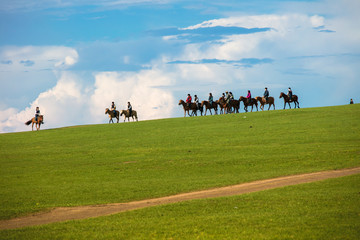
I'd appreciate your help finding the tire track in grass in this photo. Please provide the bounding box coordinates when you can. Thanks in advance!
[1,167,360,230]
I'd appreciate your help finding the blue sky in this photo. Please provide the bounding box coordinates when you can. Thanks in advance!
[1,0,359,132]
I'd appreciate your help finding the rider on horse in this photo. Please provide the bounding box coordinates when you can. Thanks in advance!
[288,87,293,101]
[247,90,252,105]
[186,94,192,108]
[194,95,200,110]
[263,87,269,101]
[208,93,213,105]
[127,102,132,117]
[35,107,40,122]
[111,102,116,116]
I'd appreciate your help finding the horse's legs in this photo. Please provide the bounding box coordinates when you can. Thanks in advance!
[288,102,291,109]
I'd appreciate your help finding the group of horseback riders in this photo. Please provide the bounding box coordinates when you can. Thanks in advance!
[182,87,297,116]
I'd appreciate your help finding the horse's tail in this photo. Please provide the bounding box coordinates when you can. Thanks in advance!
[25,119,32,125]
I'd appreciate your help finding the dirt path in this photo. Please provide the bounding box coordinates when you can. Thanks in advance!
[1,167,360,230]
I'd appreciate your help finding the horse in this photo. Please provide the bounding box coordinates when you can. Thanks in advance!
[255,96,275,111]
[228,99,240,113]
[201,100,218,116]
[217,97,228,114]
[178,100,202,117]
[120,110,138,122]
[25,115,44,131]
[239,96,258,112]
[279,92,300,109]
[105,108,120,123]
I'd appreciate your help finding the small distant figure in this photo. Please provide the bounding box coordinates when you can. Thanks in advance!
[229,92,234,100]
[247,90,252,104]
[35,107,40,122]
[263,87,269,101]
[350,99,354,104]
[127,102,132,116]
[186,94,192,108]
[111,101,116,116]
[287,87,293,101]
[208,93,213,105]
[194,94,200,109]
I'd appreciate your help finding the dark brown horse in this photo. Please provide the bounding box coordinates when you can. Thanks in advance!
[120,110,138,122]
[239,96,258,112]
[178,100,202,117]
[228,99,240,113]
[25,115,44,131]
[255,96,275,111]
[279,92,300,109]
[201,100,218,115]
[105,108,119,123]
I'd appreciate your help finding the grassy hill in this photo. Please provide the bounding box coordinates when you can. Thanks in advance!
[1,104,359,222]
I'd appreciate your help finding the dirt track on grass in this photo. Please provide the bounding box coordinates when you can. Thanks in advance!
[1,167,360,230]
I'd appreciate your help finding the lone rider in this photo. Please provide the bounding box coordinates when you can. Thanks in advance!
[127,102,132,117]
[247,90,252,105]
[287,87,293,101]
[35,107,40,122]
[263,87,269,101]
[111,101,116,116]
[186,94,192,108]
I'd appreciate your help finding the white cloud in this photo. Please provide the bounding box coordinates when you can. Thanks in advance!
[0,46,78,71]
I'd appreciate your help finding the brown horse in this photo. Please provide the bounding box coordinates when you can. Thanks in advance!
[239,96,258,112]
[178,100,202,117]
[228,99,240,113]
[255,96,275,111]
[25,115,44,131]
[105,108,120,123]
[120,110,138,122]
[201,100,218,115]
[279,92,300,109]
[217,97,228,114]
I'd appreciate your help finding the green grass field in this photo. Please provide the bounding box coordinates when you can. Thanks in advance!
[0,104,359,238]
[2,174,359,239]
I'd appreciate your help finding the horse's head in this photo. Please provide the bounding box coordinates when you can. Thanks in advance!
[279,92,285,98]
[178,100,184,105]
[254,96,261,101]
[120,110,125,116]
[39,115,44,123]
[105,108,109,114]
[239,96,245,101]
[201,101,205,107]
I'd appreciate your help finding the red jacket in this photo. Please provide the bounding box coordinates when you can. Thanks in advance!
[186,96,192,103]
[247,92,251,99]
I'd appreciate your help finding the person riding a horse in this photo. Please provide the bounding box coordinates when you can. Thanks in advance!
[35,107,40,122]
[288,87,293,101]
[247,90,252,104]
[225,91,231,104]
[208,93,213,105]
[186,94,192,108]
[111,102,116,116]
[194,95,200,110]
[128,102,132,117]
[263,87,269,101]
